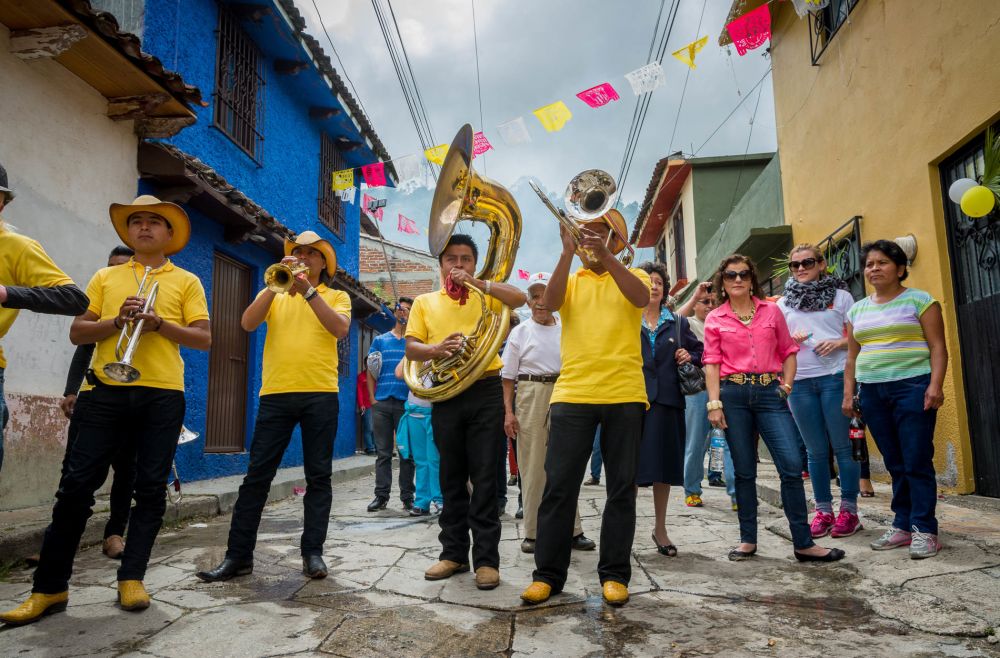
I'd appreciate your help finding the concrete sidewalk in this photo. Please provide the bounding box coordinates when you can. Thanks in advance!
[0,454,375,564]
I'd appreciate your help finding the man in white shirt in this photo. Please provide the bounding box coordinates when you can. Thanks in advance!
[502,272,595,554]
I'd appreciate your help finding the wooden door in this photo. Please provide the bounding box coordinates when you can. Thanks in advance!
[205,253,251,453]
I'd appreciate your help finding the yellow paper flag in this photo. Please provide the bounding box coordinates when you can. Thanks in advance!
[672,36,708,70]
[332,168,354,191]
[532,101,573,133]
[424,143,449,165]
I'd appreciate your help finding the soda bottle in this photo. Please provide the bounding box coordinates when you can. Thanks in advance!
[708,428,727,473]
[850,397,868,462]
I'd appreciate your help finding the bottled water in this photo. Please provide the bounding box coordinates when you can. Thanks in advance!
[802,334,840,375]
[708,428,727,473]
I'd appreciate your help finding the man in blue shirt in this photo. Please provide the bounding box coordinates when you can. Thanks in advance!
[367,298,415,512]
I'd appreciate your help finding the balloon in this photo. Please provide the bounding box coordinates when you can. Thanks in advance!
[948,178,977,204]
[960,185,997,218]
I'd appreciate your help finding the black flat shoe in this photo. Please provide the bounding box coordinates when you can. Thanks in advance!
[571,534,596,551]
[514,506,523,519]
[728,547,757,561]
[302,555,328,578]
[196,558,254,582]
[409,506,430,517]
[794,547,846,563]
[652,533,677,557]
[367,496,388,512]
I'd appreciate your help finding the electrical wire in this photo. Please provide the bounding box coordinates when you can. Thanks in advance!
[385,0,437,147]
[310,0,372,124]
[471,0,486,174]
[667,0,708,153]
[726,80,766,215]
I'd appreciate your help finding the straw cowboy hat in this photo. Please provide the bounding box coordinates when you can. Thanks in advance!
[109,195,191,256]
[285,230,337,277]
[582,209,629,255]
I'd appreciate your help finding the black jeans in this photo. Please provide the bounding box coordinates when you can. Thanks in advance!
[372,397,414,502]
[226,393,339,560]
[533,402,644,591]
[63,391,136,539]
[34,385,184,593]
[431,376,504,569]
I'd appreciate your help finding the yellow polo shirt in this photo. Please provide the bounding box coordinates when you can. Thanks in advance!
[259,285,351,395]
[88,258,209,390]
[406,288,504,372]
[0,226,76,368]
[551,267,650,406]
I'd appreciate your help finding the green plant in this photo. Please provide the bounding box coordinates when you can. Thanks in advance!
[982,126,1000,202]
[770,251,837,281]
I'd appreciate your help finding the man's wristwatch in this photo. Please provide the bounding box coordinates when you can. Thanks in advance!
[706,400,723,411]
[304,287,318,302]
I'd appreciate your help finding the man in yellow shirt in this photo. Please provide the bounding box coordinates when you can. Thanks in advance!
[406,234,526,591]
[197,231,351,583]
[521,211,650,607]
[2,195,210,625]
[0,163,89,472]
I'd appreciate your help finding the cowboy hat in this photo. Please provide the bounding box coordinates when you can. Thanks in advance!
[109,195,191,256]
[582,209,629,255]
[285,230,337,277]
[0,162,15,202]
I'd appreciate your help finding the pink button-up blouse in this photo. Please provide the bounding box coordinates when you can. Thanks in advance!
[702,299,799,377]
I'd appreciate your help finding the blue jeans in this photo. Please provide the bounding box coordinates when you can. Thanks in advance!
[721,380,814,550]
[360,407,375,452]
[684,390,735,497]
[788,372,859,509]
[0,367,6,473]
[859,374,938,534]
[589,428,602,480]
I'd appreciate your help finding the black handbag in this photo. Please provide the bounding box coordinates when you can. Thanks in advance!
[675,318,706,395]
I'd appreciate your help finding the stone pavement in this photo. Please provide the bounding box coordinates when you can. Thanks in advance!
[2,470,999,657]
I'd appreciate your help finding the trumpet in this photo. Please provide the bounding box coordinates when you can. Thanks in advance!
[104,266,158,383]
[264,261,309,294]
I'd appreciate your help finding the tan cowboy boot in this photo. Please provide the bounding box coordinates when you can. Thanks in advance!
[474,566,500,590]
[423,560,469,581]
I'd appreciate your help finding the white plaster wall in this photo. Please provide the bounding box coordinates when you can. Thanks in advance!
[679,176,698,282]
[0,24,138,397]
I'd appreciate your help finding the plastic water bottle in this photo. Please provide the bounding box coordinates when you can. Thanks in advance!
[708,428,727,473]
[802,333,839,375]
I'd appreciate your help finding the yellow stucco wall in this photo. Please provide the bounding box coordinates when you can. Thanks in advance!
[769,0,1000,493]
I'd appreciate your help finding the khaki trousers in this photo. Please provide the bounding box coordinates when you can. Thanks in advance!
[516,380,583,539]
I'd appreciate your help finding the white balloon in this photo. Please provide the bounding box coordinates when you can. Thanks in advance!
[949,178,978,204]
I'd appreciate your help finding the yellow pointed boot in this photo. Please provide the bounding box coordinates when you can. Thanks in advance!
[0,591,69,626]
[602,581,629,606]
[117,580,150,611]
[520,581,552,605]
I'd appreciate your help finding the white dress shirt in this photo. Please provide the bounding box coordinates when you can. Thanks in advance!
[501,318,562,379]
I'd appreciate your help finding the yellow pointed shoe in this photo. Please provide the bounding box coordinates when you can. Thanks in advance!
[0,591,69,626]
[520,581,552,605]
[602,581,629,606]
[117,580,150,611]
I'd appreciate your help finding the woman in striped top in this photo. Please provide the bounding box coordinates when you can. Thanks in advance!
[842,240,948,559]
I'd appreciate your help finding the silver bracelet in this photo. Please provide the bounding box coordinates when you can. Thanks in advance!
[484,280,492,296]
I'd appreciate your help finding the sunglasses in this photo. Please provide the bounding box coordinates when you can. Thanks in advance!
[789,257,819,270]
[697,299,713,305]
[722,269,752,281]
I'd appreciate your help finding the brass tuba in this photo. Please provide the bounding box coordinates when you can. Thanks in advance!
[403,124,521,402]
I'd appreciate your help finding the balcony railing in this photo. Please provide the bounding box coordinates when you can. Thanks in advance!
[808,0,862,66]
[816,215,864,300]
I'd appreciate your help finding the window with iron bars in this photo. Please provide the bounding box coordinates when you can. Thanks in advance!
[808,0,862,66]
[214,4,265,162]
[337,329,350,378]
[319,133,347,239]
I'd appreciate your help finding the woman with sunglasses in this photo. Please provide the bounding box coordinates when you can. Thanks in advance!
[843,240,947,559]
[777,244,862,539]
[703,254,844,563]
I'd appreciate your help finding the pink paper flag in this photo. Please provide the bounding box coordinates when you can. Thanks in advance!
[472,131,493,157]
[361,162,387,187]
[363,193,383,222]
[576,82,620,108]
[517,268,530,281]
[726,4,771,56]
[397,214,419,235]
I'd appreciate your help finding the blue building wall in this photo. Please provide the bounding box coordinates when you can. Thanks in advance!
[140,0,373,480]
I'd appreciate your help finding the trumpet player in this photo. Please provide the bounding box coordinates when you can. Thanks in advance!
[2,196,210,625]
[198,231,350,583]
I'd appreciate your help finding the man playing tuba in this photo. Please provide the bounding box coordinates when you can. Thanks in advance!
[2,196,211,624]
[197,231,351,583]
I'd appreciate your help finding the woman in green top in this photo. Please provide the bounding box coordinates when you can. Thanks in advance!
[842,240,948,560]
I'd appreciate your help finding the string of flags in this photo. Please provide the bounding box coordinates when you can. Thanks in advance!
[339,0,803,238]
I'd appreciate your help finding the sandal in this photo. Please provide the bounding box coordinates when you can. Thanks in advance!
[651,533,678,557]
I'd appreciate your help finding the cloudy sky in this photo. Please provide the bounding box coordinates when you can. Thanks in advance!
[300,0,777,278]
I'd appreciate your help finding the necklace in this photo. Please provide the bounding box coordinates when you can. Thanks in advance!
[735,302,756,323]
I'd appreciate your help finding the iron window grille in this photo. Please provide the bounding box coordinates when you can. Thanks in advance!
[214,4,265,162]
[338,330,350,378]
[815,215,864,300]
[808,0,862,66]
[319,133,347,239]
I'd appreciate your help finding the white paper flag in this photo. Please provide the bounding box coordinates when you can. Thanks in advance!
[624,61,667,96]
[337,186,356,204]
[497,116,532,146]
[790,0,830,17]
[392,154,423,184]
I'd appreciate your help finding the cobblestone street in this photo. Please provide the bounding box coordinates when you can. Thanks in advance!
[2,471,999,657]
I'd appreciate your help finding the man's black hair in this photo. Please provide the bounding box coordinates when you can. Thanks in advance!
[396,296,414,307]
[439,234,478,264]
[109,245,135,260]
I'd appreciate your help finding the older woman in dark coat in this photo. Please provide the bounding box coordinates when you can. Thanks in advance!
[636,262,703,557]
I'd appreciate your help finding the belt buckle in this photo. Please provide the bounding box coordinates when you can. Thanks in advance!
[730,373,746,385]
[760,373,774,386]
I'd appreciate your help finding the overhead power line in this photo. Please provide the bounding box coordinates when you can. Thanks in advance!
[310,0,372,124]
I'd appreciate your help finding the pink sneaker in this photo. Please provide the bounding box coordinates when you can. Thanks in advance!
[810,511,835,538]
[830,510,863,538]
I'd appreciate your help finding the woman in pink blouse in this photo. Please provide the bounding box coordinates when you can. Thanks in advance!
[703,254,844,564]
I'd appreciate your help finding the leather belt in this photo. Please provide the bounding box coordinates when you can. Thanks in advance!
[517,373,558,383]
[478,368,501,380]
[725,372,780,386]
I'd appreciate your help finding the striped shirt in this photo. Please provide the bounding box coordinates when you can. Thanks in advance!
[847,288,936,383]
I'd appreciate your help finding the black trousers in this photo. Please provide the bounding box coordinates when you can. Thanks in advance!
[226,392,339,561]
[63,391,136,539]
[372,397,414,502]
[533,402,644,591]
[34,385,184,593]
[431,376,504,569]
